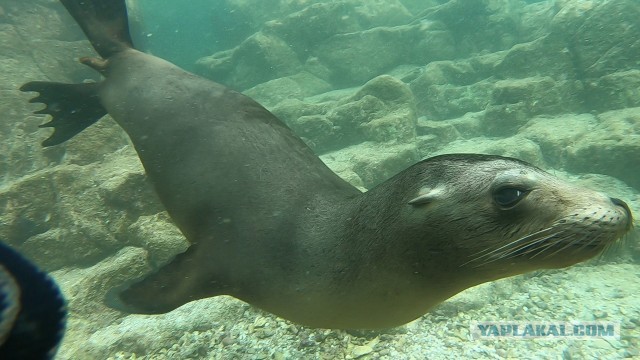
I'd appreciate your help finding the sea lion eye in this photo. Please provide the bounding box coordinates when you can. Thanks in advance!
[493,187,528,208]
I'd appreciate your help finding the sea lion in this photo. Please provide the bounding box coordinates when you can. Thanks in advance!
[21,0,633,329]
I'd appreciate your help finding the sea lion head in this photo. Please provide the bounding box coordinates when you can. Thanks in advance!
[404,154,633,277]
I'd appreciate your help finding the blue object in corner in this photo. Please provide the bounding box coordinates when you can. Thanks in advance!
[0,240,66,360]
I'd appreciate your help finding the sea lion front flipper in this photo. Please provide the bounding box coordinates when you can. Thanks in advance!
[20,81,107,147]
[106,243,229,314]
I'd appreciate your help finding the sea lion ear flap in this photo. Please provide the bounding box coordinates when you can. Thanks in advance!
[408,186,445,206]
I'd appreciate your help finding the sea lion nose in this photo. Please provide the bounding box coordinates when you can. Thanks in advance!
[610,197,633,223]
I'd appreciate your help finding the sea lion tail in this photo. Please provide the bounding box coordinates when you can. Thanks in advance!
[59,0,134,58]
[19,0,133,147]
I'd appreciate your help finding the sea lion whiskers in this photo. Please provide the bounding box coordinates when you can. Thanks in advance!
[507,222,602,260]
[497,231,568,260]
[598,226,634,259]
[465,231,558,265]
[593,234,625,263]
[461,226,557,266]
[534,222,614,260]
[485,231,565,263]
[534,233,581,259]
[573,232,606,253]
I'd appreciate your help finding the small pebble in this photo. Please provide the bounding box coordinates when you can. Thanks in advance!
[593,309,608,319]
[221,336,236,346]
[299,339,315,348]
[253,317,268,327]
[255,328,275,338]
[351,345,373,358]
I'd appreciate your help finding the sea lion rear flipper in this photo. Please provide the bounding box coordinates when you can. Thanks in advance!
[59,0,133,58]
[106,243,229,314]
[20,81,106,147]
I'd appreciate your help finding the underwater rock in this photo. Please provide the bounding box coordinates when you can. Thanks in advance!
[196,32,301,90]
[351,0,413,27]
[46,117,130,165]
[411,37,584,123]
[0,147,164,270]
[51,247,156,358]
[197,0,414,90]
[2,1,76,41]
[271,98,339,153]
[444,111,485,139]
[271,98,331,126]
[287,114,336,153]
[351,143,418,189]
[0,25,39,64]
[415,117,461,153]
[494,36,576,80]
[550,0,640,79]
[325,95,387,149]
[412,77,496,121]
[263,2,374,54]
[520,107,640,190]
[419,55,501,87]
[128,213,188,267]
[583,70,640,112]
[28,40,99,83]
[318,155,365,191]
[399,0,440,16]
[56,247,150,320]
[429,136,545,168]
[60,117,130,166]
[360,108,414,143]
[64,296,249,359]
[519,1,556,42]
[270,75,416,153]
[409,56,500,120]
[223,0,309,29]
[314,23,454,86]
[0,165,117,269]
[243,72,332,109]
[353,75,417,143]
[413,0,524,56]
[96,149,163,218]
[0,90,56,182]
[223,0,413,41]
[563,107,640,190]
[482,76,583,137]
[518,113,599,169]
[350,343,374,358]
[0,17,98,182]
[415,111,486,157]
[321,142,419,189]
[264,0,413,55]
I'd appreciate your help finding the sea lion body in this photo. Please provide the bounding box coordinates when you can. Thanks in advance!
[95,50,366,322]
[21,0,633,329]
